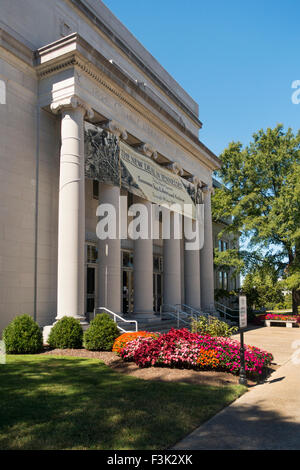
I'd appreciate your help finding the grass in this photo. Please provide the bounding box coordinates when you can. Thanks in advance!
[0,355,246,450]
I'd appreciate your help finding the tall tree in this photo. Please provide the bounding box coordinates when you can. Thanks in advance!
[213,125,300,314]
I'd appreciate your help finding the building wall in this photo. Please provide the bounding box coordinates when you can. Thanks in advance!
[212,221,240,293]
[0,47,60,332]
[0,0,219,332]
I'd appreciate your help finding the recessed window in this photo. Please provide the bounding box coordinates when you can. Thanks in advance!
[218,271,229,290]
[93,180,99,200]
[122,250,133,268]
[218,240,229,251]
[87,244,97,264]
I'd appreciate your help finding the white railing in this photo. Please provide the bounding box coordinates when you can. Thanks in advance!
[160,303,214,328]
[160,304,190,327]
[175,304,210,321]
[93,307,138,332]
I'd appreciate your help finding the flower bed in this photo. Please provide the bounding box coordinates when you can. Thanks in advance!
[119,328,273,377]
[265,314,300,323]
[112,331,158,353]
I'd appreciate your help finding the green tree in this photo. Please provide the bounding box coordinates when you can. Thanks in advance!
[242,269,284,310]
[213,125,300,314]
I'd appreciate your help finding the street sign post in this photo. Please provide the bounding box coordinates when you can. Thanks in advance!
[239,295,248,386]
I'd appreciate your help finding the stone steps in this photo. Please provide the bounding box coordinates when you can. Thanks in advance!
[117,316,190,333]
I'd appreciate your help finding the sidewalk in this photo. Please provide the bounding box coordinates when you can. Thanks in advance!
[173,326,300,450]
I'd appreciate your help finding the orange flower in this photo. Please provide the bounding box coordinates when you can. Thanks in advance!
[112,331,158,353]
[196,348,220,368]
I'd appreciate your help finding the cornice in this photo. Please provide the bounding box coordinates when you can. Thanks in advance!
[69,0,201,127]
[35,36,220,171]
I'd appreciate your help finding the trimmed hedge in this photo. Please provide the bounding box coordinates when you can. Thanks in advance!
[48,316,83,349]
[3,314,43,354]
[84,314,119,351]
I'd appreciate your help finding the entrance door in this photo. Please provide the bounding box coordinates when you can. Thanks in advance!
[122,269,134,314]
[86,266,96,319]
[153,273,163,313]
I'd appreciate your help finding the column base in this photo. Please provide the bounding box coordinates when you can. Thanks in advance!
[132,312,158,323]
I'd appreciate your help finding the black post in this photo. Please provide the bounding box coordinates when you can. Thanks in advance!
[239,329,248,386]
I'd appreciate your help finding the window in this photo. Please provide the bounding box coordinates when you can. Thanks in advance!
[87,244,97,264]
[122,250,133,268]
[218,271,229,290]
[223,272,228,290]
[153,256,163,273]
[218,271,223,288]
[127,191,134,209]
[218,239,229,251]
[93,180,99,200]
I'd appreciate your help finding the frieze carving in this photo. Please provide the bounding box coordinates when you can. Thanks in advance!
[84,125,201,204]
[84,126,142,197]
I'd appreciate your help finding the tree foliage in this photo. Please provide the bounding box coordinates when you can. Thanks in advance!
[213,125,300,313]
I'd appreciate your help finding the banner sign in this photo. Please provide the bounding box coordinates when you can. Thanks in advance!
[239,295,247,329]
[120,142,196,219]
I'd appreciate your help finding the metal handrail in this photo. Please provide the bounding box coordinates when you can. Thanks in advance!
[160,304,190,328]
[93,307,138,332]
[175,304,210,321]
[215,301,239,322]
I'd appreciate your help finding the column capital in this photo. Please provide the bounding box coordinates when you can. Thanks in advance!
[102,119,127,140]
[201,184,214,195]
[135,142,158,160]
[50,95,94,119]
[188,175,201,186]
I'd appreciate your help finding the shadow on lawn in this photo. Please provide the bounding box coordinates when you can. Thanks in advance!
[0,356,245,450]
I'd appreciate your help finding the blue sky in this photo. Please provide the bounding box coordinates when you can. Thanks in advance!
[102,0,300,157]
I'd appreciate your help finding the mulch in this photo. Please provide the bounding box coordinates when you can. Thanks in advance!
[39,348,275,387]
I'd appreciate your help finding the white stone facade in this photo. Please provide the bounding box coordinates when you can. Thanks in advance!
[0,0,220,333]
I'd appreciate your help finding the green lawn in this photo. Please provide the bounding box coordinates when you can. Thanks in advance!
[0,355,246,450]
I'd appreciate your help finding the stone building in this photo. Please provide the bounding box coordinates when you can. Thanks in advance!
[0,0,221,334]
[212,178,240,301]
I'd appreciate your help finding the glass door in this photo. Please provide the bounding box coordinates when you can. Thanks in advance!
[86,266,96,320]
[122,269,134,314]
[153,273,163,313]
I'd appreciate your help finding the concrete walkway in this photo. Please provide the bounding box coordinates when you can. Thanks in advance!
[173,326,300,450]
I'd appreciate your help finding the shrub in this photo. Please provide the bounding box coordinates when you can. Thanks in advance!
[90,312,112,324]
[119,328,273,377]
[191,316,238,337]
[84,315,120,351]
[112,331,159,354]
[48,316,83,349]
[3,314,43,354]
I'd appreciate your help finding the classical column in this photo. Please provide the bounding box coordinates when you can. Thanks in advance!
[51,96,93,322]
[163,211,182,306]
[133,197,153,314]
[97,120,127,314]
[184,218,201,310]
[200,186,215,311]
[97,184,121,314]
